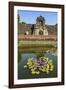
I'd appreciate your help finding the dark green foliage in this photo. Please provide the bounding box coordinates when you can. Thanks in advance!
[36,53,44,59]
[18,52,22,63]
[22,22,26,24]
[18,14,20,23]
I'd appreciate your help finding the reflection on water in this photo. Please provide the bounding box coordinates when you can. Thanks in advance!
[18,52,57,79]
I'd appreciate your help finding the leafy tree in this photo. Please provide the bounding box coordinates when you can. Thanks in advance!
[22,21,26,24]
[18,14,20,23]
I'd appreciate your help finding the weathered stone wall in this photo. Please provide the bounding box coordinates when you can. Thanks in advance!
[18,23,57,35]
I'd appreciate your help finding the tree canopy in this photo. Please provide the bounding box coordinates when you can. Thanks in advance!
[18,14,20,23]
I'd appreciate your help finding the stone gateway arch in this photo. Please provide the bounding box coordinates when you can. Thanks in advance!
[34,16,48,35]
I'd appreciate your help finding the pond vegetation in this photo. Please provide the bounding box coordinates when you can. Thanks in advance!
[24,56,54,75]
[18,51,57,79]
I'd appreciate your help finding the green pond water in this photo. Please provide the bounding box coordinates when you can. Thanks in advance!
[18,52,57,79]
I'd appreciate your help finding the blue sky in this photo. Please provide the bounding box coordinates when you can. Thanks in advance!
[18,10,57,25]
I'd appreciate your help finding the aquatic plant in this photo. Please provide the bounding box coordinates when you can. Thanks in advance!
[24,57,54,75]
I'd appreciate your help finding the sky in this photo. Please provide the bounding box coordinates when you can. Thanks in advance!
[18,10,57,25]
